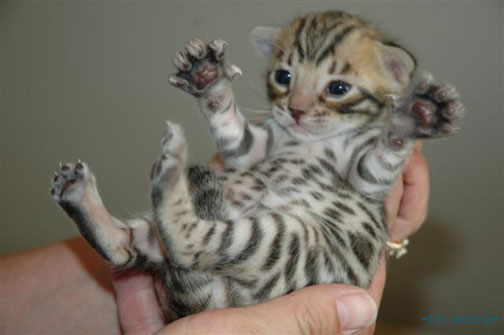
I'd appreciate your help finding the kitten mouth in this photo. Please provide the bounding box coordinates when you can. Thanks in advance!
[289,123,310,135]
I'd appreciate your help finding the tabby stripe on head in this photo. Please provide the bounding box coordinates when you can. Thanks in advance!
[262,213,286,271]
[316,25,358,65]
[335,93,381,115]
[294,18,307,62]
[360,88,385,110]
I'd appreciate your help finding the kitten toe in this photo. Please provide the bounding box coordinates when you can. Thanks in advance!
[173,51,191,71]
[208,39,228,61]
[50,161,94,202]
[186,39,207,59]
[414,71,435,95]
[402,74,465,139]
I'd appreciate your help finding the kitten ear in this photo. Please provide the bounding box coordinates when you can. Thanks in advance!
[250,26,280,58]
[377,42,416,91]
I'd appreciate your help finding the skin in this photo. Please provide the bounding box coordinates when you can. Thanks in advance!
[0,143,428,335]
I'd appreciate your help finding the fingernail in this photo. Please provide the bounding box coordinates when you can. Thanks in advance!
[336,291,377,333]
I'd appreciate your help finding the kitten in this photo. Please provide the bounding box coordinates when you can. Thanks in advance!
[50,11,464,321]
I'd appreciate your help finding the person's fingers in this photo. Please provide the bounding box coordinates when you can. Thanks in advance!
[386,174,404,230]
[361,254,387,335]
[367,254,386,307]
[389,142,430,242]
[158,284,377,335]
[112,271,164,335]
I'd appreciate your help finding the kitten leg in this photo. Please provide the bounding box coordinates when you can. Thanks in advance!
[151,122,287,278]
[348,72,465,196]
[168,39,273,168]
[50,162,163,268]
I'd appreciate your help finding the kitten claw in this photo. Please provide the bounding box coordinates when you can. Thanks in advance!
[173,51,191,71]
[209,39,227,61]
[226,64,243,79]
[414,71,435,95]
[170,38,237,95]
[399,72,465,139]
[186,39,206,59]
[168,74,190,89]
[50,161,93,202]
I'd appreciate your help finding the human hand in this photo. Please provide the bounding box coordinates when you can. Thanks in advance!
[113,271,377,334]
[112,142,429,334]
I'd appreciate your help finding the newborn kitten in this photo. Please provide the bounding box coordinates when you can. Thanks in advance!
[50,10,464,321]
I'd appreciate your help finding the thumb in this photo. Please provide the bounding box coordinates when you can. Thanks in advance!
[159,284,377,334]
[112,271,164,335]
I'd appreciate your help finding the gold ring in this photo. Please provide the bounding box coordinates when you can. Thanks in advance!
[386,239,409,259]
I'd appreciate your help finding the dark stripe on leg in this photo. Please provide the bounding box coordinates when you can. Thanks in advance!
[59,200,112,263]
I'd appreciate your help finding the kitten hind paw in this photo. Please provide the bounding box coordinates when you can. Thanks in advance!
[50,160,95,202]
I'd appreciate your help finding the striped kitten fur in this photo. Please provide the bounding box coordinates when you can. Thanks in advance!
[50,11,464,322]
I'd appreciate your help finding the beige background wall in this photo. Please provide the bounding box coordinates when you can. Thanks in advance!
[1,0,502,333]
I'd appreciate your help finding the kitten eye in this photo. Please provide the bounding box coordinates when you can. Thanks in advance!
[327,80,351,96]
[274,69,292,85]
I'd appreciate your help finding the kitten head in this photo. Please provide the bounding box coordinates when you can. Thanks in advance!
[251,11,416,140]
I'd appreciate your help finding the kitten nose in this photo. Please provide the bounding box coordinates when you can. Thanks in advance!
[289,107,306,123]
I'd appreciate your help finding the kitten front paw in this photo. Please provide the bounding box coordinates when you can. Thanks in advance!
[168,39,242,96]
[50,161,96,203]
[405,72,465,138]
[151,121,188,187]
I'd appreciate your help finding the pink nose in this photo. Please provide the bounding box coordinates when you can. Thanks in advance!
[289,107,305,123]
